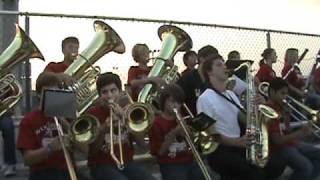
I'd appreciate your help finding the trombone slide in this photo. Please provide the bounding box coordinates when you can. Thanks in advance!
[54,117,78,180]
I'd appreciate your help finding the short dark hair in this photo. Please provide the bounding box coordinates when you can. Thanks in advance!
[183,50,197,66]
[62,36,79,50]
[35,72,61,94]
[200,53,223,82]
[132,43,149,62]
[198,45,219,60]
[228,50,240,60]
[268,77,288,97]
[96,72,122,95]
[159,84,185,111]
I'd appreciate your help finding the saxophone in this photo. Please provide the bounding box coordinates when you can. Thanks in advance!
[66,20,125,145]
[238,62,278,167]
[125,25,192,133]
[0,24,44,116]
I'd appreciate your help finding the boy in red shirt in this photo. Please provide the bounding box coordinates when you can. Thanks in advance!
[149,84,206,180]
[266,77,320,180]
[44,37,79,73]
[127,43,162,101]
[17,72,75,180]
[87,72,155,180]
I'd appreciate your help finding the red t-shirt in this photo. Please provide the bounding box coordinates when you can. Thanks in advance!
[255,64,276,83]
[44,62,69,73]
[127,66,151,101]
[17,109,69,172]
[87,105,134,168]
[265,101,297,153]
[149,115,193,164]
[281,64,305,89]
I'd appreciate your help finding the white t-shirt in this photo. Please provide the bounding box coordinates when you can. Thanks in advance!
[197,88,242,138]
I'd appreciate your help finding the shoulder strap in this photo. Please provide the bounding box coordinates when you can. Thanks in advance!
[208,86,246,113]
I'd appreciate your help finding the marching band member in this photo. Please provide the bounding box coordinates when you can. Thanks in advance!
[255,48,278,84]
[281,48,305,99]
[197,54,271,180]
[181,50,198,77]
[266,77,320,180]
[149,84,206,180]
[177,45,219,115]
[127,43,162,101]
[17,72,75,180]
[86,72,155,180]
[44,37,79,73]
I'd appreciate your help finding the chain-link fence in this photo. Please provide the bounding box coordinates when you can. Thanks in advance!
[1,11,320,86]
[1,11,320,113]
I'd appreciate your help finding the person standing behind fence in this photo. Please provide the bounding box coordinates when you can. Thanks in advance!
[181,50,198,77]
[255,48,277,84]
[0,112,17,177]
[44,37,79,73]
[127,43,164,101]
[281,48,305,100]
[176,45,219,115]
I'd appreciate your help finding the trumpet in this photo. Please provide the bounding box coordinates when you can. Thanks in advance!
[173,107,212,180]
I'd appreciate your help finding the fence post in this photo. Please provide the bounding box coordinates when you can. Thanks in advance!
[24,16,32,113]
[266,31,271,48]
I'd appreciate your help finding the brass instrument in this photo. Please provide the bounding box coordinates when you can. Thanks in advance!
[126,25,192,133]
[0,24,44,116]
[54,117,78,180]
[240,62,278,167]
[108,101,125,169]
[67,20,125,145]
[182,104,219,155]
[173,107,212,180]
[258,82,320,136]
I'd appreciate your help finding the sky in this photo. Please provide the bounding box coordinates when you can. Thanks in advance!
[17,0,320,88]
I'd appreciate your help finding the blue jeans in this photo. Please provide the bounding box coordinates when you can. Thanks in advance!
[0,115,17,165]
[277,142,320,180]
[90,161,156,180]
[159,162,207,180]
[305,92,320,109]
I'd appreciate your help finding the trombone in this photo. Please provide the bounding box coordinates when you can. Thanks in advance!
[108,101,125,169]
[173,107,213,180]
[258,82,320,137]
[53,117,78,180]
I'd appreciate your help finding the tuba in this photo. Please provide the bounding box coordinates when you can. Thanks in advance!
[67,20,125,145]
[125,25,192,133]
[238,62,278,167]
[0,24,44,116]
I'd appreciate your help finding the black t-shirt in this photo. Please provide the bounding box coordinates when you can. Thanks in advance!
[176,69,207,115]
[225,60,253,81]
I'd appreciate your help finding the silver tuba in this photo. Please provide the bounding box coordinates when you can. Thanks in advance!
[0,24,45,116]
[125,25,192,133]
[66,20,125,145]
